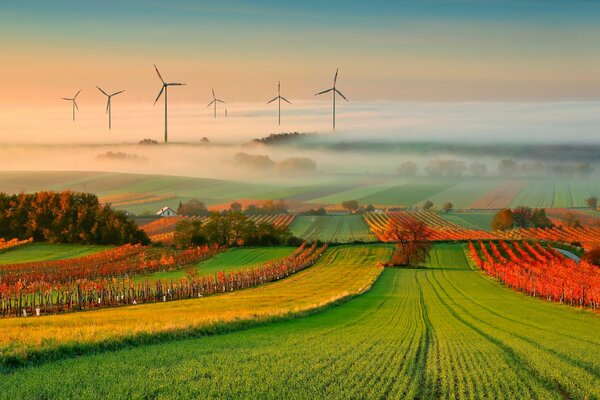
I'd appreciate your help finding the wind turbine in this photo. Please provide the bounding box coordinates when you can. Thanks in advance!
[207,89,225,119]
[315,68,348,131]
[96,86,124,130]
[153,64,185,143]
[266,81,291,125]
[61,90,81,121]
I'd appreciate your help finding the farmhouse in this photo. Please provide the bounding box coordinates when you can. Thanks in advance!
[156,206,177,217]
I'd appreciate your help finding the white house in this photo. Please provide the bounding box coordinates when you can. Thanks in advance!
[156,206,177,217]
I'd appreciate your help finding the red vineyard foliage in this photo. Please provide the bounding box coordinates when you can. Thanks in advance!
[468,240,600,310]
[0,237,33,251]
[364,211,497,242]
[0,242,326,318]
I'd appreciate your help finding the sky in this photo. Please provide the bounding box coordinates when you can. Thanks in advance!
[1,0,599,143]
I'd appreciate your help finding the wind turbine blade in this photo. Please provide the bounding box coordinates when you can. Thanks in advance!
[334,68,338,85]
[168,83,185,86]
[74,90,81,99]
[106,99,110,113]
[334,88,348,101]
[216,99,225,104]
[315,88,333,96]
[73,100,79,111]
[96,86,109,96]
[154,86,164,105]
[61,98,71,101]
[154,64,165,83]
[266,97,278,104]
[207,100,215,107]
[212,88,215,99]
[281,96,291,104]
[112,90,125,96]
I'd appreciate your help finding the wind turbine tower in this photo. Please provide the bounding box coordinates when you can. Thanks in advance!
[96,86,124,130]
[207,89,225,119]
[153,64,185,143]
[315,68,348,130]
[266,81,291,125]
[61,90,81,121]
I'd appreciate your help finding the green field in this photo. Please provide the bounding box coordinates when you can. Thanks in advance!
[290,214,376,242]
[509,179,600,208]
[2,244,598,399]
[440,211,496,230]
[134,247,296,282]
[0,242,111,264]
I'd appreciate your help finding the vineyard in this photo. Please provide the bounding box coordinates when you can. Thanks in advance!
[469,240,600,309]
[364,211,497,241]
[2,244,598,399]
[0,245,389,364]
[0,243,328,318]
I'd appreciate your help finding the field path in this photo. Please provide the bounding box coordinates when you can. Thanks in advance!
[1,244,598,399]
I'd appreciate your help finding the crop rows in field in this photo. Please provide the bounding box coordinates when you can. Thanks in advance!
[546,208,600,228]
[0,245,391,364]
[365,211,497,241]
[469,240,600,308]
[290,215,376,242]
[496,225,600,250]
[3,244,598,399]
[468,180,526,209]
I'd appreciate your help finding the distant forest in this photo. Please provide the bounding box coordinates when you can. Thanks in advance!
[0,192,149,245]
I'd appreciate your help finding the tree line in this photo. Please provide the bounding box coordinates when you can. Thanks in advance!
[0,192,149,245]
[174,211,297,247]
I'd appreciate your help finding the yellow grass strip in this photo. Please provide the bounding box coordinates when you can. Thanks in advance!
[0,245,391,362]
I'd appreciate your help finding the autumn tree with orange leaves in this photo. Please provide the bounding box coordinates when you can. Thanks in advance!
[385,219,433,267]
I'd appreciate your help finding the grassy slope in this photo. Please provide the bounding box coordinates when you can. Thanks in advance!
[2,244,598,399]
[356,178,459,206]
[0,245,391,364]
[134,247,296,282]
[290,215,376,242]
[0,243,112,264]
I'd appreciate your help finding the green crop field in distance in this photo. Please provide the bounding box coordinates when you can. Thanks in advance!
[0,242,112,264]
[440,211,496,231]
[3,243,598,399]
[290,215,376,242]
[134,247,296,282]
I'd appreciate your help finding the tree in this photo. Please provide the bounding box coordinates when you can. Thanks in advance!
[512,206,533,228]
[397,161,418,177]
[442,202,453,213]
[177,199,209,216]
[174,219,206,246]
[530,209,553,228]
[341,200,360,212]
[585,196,598,210]
[386,219,433,267]
[582,246,600,266]
[563,212,582,228]
[230,201,243,213]
[422,200,434,211]
[499,159,519,176]
[491,209,514,231]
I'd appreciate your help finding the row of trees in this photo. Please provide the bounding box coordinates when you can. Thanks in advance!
[177,199,289,217]
[491,207,553,231]
[174,212,295,247]
[397,159,595,179]
[0,192,149,245]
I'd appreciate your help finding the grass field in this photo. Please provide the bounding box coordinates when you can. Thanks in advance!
[0,245,390,365]
[0,243,112,264]
[1,244,598,399]
[134,247,296,282]
[440,211,495,231]
[290,215,376,242]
